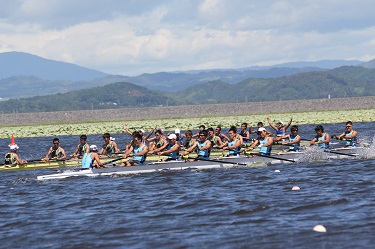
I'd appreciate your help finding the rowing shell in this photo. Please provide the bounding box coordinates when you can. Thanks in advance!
[36,158,273,181]
[0,156,123,171]
[36,147,366,181]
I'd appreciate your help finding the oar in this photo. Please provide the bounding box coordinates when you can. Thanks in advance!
[186,156,248,166]
[324,150,357,157]
[103,157,125,165]
[245,151,296,162]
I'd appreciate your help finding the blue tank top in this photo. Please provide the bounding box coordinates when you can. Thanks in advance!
[240,130,250,143]
[289,135,300,151]
[228,139,241,156]
[166,144,179,160]
[316,133,329,149]
[133,145,146,163]
[259,137,272,155]
[345,131,357,147]
[276,128,285,136]
[197,140,210,158]
[81,153,93,169]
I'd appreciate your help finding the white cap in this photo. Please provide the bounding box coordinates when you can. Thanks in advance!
[278,121,284,125]
[90,145,98,151]
[168,134,177,140]
[9,144,19,150]
[139,129,145,133]
[258,127,266,132]
[175,129,180,134]
[110,137,115,141]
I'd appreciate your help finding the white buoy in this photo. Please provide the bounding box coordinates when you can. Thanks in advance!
[313,225,327,233]
[274,170,280,172]
[292,186,300,191]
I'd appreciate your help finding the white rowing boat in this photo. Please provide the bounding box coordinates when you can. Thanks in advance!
[36,146,368,181]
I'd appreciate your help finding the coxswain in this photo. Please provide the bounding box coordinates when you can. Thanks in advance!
[207,127,224,149]
[4,144,27,167]
[81,145,105,169]
[147,129,166,154]
[239,122,251,145]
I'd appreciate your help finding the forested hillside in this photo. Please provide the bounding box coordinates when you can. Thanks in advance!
[0,66,374,113]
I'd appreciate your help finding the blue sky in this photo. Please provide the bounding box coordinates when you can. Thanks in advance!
[1,0,375,76]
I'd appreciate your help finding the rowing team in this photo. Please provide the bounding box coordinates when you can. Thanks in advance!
[4,119,358,168]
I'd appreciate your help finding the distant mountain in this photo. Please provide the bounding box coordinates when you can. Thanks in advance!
[1,65,374,113]
[0,51,108,81]
[0,81,181,113]
[360,59,375,69]
[121,67,328,92]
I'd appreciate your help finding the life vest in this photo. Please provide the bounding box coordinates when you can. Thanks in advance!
[5,153,15,165]
[50,146,62,159]
[78,143,88,156]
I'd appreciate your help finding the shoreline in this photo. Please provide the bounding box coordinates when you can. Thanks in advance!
[0,96,374,126]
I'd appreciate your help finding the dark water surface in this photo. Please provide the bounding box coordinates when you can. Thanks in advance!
[0,122,374,248]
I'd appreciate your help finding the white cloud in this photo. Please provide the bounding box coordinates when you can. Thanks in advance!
[0,0,375,75]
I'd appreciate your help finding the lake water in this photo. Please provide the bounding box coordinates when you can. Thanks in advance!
[0,122,374,248]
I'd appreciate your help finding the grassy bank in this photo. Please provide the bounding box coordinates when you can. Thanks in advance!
[1,108,374,138]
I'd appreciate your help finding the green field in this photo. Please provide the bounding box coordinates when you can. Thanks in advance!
[1,109,374,138]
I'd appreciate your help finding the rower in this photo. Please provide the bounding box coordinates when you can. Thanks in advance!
[207,127,224,149]
[309,125,330,149]
[181,130,197,154]
[250,122,272,136]
[81,145,105,169]
[248,127,274,156]
[158,134,180,161]
[5,144,27,167]
[215,126,229,142]
[70,135,90,159]
[100,133,120,157]
[148,129,166,154]
[122,133,149,166]
[42,138,67,161]
[267,116,293,141]
[334,121,358,147]
[239,122,251,146]
[183,130,211,161]
[222,126,242,156]
[280,125,301,152]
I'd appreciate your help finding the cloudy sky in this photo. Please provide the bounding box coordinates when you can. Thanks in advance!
[1,0,375,76]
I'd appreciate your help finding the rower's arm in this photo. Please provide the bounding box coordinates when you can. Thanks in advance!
[113,142,120,153]
[123,123,133,136]
[285,117,293,130]
[185,141,198,153]
[267,117,277,131]
[198,141,212,151]
[248,139,259,150]
[58,148,67,161]
[309,137,317,146]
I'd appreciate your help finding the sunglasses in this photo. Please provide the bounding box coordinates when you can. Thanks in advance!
[291,129,298,132]
[346,126,352,128]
